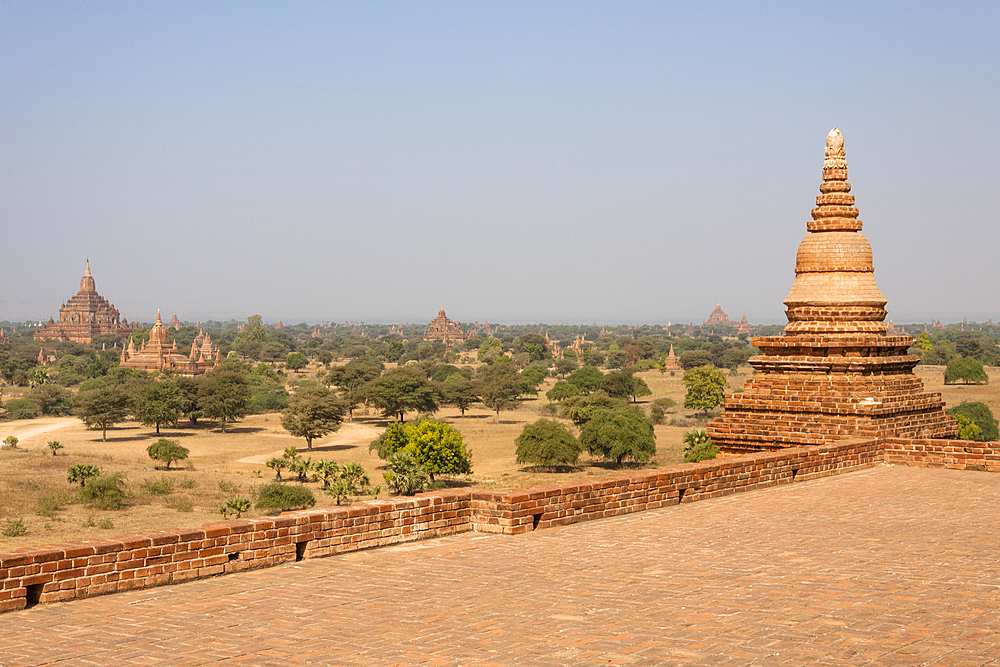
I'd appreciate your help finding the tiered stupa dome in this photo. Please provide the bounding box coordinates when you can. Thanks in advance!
[707,129,956,454]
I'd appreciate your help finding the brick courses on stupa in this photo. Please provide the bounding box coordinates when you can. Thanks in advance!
[707,128,957,454]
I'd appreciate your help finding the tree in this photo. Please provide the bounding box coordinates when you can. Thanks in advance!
[546,381,580,402]
[27,383,73,416]
[199,370,252,432]
[146,439,190,470]
[944,356,988,385]
[947,402,999,441]
[73,386,130,441]
[600,371,651,403]
[477,337,505,363]
[520,364,548,395]
[365,366,438,422]
[281,384,347,449]
[580,407,656,465]
[682,428,719,462]
[285,352,308,372]
[477,359,522,423]
[369,418,472,481]
[567,366,604,394]
[560,391,626,426]
[554,357,578,378]
[133,378,183,436]
[683,365,728,415]
[679,349,714,370]
[266,456,288,480]
[515,419,581,468]
[173,376,203,425]
[47,440,63,456]
[442,378,479,416]
[719,347,746,370]
[513,333,549,361]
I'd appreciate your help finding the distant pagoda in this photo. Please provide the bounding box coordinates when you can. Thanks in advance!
[120,311,218,376]
[423,306,470,346]
[34,261,132,344]
[708,128,956,454]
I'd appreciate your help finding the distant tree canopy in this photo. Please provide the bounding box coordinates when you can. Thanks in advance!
[281,384,347,449]
[566,366,604,394]
[515,419,581,468]
[365,366,438,422]
[477,358,523,422]
[944,356,988,385]
[580,407,656,465]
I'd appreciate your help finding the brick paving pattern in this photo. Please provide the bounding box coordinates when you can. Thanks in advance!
[3,465,1000,666]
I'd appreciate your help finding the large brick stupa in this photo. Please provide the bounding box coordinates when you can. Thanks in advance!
[707,128,957,454]
[34,260,132,344]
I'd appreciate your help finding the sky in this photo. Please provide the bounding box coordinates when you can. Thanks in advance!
[2,2,997,326]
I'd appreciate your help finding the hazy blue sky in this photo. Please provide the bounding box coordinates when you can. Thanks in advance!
[2,2,997,325]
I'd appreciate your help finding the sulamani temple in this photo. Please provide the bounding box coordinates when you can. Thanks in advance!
[34,261,132,344]
[707,129,957,455]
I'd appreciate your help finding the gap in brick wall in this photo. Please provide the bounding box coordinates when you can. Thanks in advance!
[296,540,310,561]
[24,584,43,609]
[531,513,543,530]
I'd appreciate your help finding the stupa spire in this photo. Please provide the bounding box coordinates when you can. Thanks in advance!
[80,259,97,292]
[782,128,887,335]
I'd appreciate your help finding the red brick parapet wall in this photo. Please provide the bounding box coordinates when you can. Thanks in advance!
[1,436,995,613]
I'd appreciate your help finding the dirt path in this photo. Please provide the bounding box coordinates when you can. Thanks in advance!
[237,421,382,464]
[0,416,77,442]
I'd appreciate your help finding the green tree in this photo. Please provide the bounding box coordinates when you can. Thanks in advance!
[27,383,73,416]
[146,439,190,470]
[442,378,479,416]
[679,349,714,370]
[944,356,988,385]
[682,428,719,462]
[515,419,581,468]
[947,402,999,441]
[683,365,728,415]
[513,333,549,361]
[369,419,472,481]
[559,391,626,426]
[580,407,656,465]
[953,414,982,441]
[365,366,438,422]
[913,332,934,357]
[265,456,288,480]
[369,421,411,459]
[477,337,505,363]
[285,352,308,372]
[73,385,130,441]
[133,378,183,436]
[567,366,604,394]
[477,359,522,423]
[546,380,580,402]
[553,357,578,378]
[280,384,347,449]
[199,370,252,432]
[600,371,652,403]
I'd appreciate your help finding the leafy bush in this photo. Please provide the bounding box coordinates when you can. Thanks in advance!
[370,419,472,480]
[2,435,18,448]
[4,399,39,420]
[35,494,68,519]
[952,414,982,441]
[682,428,720,462]
[368,421,412,459]
[649,403,665,425]
[255,482,316,512]
[383,450,430,496]
[140,476,175,496]
[166,496,194,512]
[79,472,129,510]
[2,518,28,537]
[559,391,626,426]
[146,439,190,470]
[580,407,656,465]
[515,419,581,468]
[947,402,999,441]
[47,440,63,456]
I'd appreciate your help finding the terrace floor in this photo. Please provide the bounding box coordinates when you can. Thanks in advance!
[3,465,1000,665]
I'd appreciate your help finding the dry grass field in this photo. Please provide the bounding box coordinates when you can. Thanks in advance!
[0,364,994,553]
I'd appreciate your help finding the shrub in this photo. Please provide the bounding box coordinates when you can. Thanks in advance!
[368,421,411,459]
[47,440,63,456]
[580,407,656,465]
[947,402,999,441]
[146,439,190,470]
[682,428,720,462]
[218,479,241,494]
[166,496,194,512]
[2,435,18,448]
[265,457,288,480]
[220,496,251,518]
[35,495,67,519]
[370,419,472,481]
[515,419,581,468]
[79,472,129,510]
[4,399,39,420]
[953,414,982,441]
[140,476,175,496]
[67,463,101,487]
[98,518,115,529]
[383,450,429,496]
[255,482,316,512]
[649,403,665,425]
[2,518,28,537]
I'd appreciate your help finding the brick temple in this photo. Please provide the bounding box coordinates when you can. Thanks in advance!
[423,306,470,345]
[34,260,132,344]
[707,128,957,454]
[120,311,219,376]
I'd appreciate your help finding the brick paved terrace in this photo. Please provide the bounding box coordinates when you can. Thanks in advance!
[3,465,1000,666]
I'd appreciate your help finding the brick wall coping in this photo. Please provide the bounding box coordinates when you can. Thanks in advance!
[1,435,995,613]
